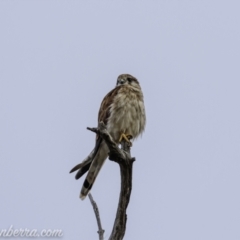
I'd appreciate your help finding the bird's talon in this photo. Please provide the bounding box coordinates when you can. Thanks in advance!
[119,133,133,145]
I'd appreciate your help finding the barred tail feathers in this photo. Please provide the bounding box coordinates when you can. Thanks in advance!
[80,141,108,200]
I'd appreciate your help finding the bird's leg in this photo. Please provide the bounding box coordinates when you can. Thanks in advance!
[119,132,133,146]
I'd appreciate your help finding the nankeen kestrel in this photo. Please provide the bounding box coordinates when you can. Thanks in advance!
[70,74,146,200]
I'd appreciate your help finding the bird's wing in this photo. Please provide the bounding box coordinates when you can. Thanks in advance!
[79,86,121,200]
[97,85,120,124]
[69,86,120,179]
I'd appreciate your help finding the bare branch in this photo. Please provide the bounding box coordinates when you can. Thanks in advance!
[87,122,135,240]
[88,193,105,240]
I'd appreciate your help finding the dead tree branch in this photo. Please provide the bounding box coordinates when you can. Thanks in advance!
[88,193,105,240]
[87,122,135,240]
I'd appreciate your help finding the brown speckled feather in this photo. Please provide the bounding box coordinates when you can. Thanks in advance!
[98,86,120,124]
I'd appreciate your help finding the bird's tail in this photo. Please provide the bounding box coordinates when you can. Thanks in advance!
[69,149,94,179]
[70,136,103,179]
[80,141,108,200]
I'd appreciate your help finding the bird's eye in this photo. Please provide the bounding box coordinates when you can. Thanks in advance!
[127,78,132,83]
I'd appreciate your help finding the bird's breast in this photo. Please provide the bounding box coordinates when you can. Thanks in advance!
[107,87,146,142]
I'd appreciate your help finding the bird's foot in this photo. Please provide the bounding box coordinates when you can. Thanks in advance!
[119,133,133,146]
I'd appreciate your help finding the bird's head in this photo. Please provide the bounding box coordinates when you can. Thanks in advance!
[116,74,140,88]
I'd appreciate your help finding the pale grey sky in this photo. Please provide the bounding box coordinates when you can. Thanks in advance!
[1,1,240,239]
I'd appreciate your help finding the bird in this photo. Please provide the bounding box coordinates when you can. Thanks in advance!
[70,74,146,200]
